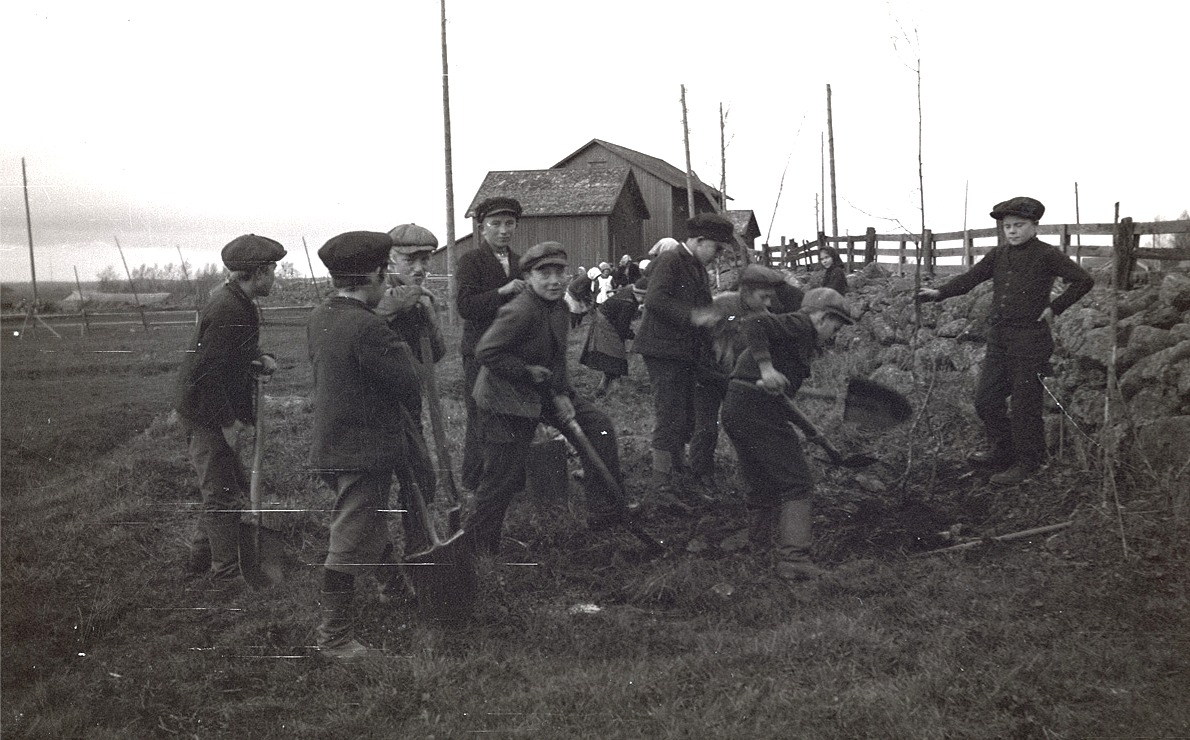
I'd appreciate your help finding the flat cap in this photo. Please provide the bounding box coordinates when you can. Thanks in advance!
[686,213,735,244]
[318,231,392,276]
[388,223,439,255]
[632,277,649,296]
[990,196,1045,221]
[221,234,286,271]
[521,241,568,274]
[801,287,855,325]
[738,264,787,289]
[475,196,523,222]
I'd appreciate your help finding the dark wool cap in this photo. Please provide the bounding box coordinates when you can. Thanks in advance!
[387,223,439,254]
[990,196,1045,221]
[801,287,855,325]
[475,196,523,222]
[318,231,393,276]
[738,264,787,289]
[520,241,568,273]
[221,234,287,271]
[686,212,735,243]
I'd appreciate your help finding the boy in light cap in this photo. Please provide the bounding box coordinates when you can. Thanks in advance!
[916,196,1092,485]
[721,287,854,582]
[176,234,285,583]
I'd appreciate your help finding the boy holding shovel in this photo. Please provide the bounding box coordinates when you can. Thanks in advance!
[720,287,855,581]
[176,234,285,585]
[308,231,424,660]
[467,242,629,555]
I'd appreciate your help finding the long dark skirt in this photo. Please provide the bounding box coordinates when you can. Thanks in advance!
[579,311,628,377]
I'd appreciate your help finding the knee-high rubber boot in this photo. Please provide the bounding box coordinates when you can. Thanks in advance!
[316,587,382,660]
[776,499,825,581]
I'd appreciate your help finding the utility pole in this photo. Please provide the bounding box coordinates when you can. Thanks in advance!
[719,102,727,204]
[22,157,39,306]
[681,84,695,220]
[826,85,838,239]
[441,0,458,323]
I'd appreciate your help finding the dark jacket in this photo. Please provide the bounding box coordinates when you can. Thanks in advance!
[175,281,266,429]
[936,236,1093,355]
[599,286,640,341]
[473,289,571,419]
[730,311,817,396]
[307,296,422,473]
[823,265,848,295]
[613,261,641,287]
[632,247,712,360]
[456,241,520,358]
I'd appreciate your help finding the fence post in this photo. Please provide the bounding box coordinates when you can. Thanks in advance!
[864,227,877,264]
[1114,217,1136,290]
[962,230,974,267]
[923,229,935,276]
[1059,223,1071,257]
[898,238,907,274]
[816,231,826,268]
[780,236,789,269]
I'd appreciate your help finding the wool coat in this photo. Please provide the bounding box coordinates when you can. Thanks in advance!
[632,246,712,361]
[473,289,571,419]
[456,241,521,358]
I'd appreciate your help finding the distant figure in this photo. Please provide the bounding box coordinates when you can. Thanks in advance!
[594,262,615,305]
[455,196,525,491]
[176,234,285,583]
[564,265,594,328]
[916,196,1093,486]
[581,278,645,397]
[612,254,641,287]
[819,245,848,294]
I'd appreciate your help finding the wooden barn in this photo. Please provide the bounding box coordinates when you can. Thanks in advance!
[727,209,762,251]
[446,166,649,273]
[552,138,725,253]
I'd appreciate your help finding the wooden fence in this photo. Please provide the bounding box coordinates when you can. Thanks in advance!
[763,218,1190,289]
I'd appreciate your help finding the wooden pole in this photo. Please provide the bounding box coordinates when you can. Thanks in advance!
[114,235,149,331]
[176,245,199,313]
[441,0,458,324]
[719,102,727,205]
[73,266,89,336]
[681,85,696,222]
[301,236,321,299]
[820,132,826,234]
[1074,182,1082,263]
[22,157,39,307]
[826,85,839,239]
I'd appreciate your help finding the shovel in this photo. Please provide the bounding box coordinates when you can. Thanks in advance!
[553,400,664,555]
[784,398,881,469]
[238,375,286,590]
[398,404,477,625]
[799,377,913,431]
[418,334,462,533]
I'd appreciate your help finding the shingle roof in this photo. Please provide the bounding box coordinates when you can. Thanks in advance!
[464,167,649,219]
[553,139,726,205]
[726,210,761,238]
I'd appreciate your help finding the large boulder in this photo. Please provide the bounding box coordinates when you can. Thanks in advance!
[1119,339,1190,402]
[1118,325,1177,374]
[1158,273,1190,311]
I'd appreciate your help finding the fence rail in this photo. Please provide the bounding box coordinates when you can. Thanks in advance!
[763,218,1190,286]
[1,304,317,335]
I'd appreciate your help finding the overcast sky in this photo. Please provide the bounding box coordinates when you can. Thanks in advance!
[1,0,1186,285]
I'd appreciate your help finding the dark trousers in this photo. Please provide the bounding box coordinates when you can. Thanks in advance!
[688,381,725,477]
[973,350,1049,466]
[642,356,696,456]
[722,383,813,508]
[461,353,482,490]
[467,398,621,555]
[187,425,248,579]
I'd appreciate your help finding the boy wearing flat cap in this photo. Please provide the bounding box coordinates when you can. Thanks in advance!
[307,231,424,660]
[721,287,854,581]
[456,196,526,492]
[467,242,629,554]
[917,196,1093,485]
[687,264,799,489]
[176,234,285,583]
[633,212,735,509]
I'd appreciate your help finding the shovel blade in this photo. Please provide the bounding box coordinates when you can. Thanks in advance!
[404,530,477,626]
[238,521,286,590]
[843,378,913,431]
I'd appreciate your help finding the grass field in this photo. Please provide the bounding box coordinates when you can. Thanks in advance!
[2,311,1188,738]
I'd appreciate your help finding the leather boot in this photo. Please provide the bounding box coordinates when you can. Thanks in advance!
[650,450,693,514]
[204,511,242,581]
[316,589,382,660]
[776,499,825,581]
